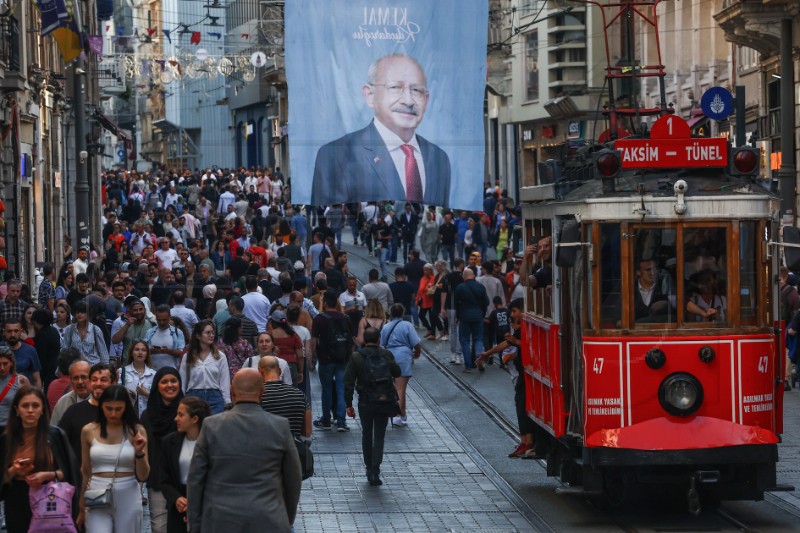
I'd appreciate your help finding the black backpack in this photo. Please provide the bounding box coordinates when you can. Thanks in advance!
[321,313,352,363]
[358,348,399,407]
[318,245,331,271]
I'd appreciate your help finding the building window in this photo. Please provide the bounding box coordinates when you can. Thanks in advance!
[736,46,758,71]
[525,31,539,102]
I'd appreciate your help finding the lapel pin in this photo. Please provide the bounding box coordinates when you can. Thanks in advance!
[373,156,380,164]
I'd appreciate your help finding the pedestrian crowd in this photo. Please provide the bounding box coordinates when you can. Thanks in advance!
[0,163,542,531]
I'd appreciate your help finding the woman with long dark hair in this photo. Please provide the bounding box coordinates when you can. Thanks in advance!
[1,386,79,533]
[19,304,38,345]
[54,301,72,343]
[80,385,149,532]
[216,317,255,380]
[141,368,183,533]
[0,349,30,435]
[210,240,231,277]
[55,269,74,302]
[178,320,230,414]
[159,397,211,533]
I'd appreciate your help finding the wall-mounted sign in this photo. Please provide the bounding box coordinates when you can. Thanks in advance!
[521,123,536,149]
[567,120,582,140]
[541,125,556,138]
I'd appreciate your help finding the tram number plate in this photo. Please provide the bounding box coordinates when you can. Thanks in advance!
[757,355,768,373]
[592,357,604,374]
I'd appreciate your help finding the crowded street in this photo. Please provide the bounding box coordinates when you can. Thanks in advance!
[3,0,800,530]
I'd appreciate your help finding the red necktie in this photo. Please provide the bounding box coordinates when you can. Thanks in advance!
[400,144,422,203]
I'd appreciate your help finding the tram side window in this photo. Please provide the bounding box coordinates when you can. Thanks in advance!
[632,227,677,325]
[599,224,621,327]
[524,219,553,318]
[684,228,728,325]
[739,221,757,324]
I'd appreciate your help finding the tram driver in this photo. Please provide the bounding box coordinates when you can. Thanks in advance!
[633,259,675,322]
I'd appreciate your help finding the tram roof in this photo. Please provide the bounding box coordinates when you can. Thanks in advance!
[519,170,779,222]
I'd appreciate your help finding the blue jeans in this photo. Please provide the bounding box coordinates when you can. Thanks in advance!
[410,301,420,326]
[318,362,347,425]
[349,217,359,243]
[379,247,389,279]
[389,233,399,262]
[186,388,226,415]
[459,320,484,369]
[440,244,455,269]
[333,228,343,249]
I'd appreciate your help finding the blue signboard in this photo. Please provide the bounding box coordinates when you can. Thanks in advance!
[700,87,733,121]
[285,1,488,210]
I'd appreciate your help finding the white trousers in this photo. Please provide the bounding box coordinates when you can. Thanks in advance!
[86,476,142,533]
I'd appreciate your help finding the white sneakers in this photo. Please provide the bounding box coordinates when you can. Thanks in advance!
[392,416,407,427]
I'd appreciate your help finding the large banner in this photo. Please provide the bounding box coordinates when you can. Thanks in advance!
[285,0,488,210]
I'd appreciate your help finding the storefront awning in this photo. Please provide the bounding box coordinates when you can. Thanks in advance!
[93,111,132,149]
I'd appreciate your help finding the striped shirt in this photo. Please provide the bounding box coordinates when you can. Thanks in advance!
[260,381,309,436]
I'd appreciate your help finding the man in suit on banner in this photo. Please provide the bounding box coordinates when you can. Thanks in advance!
[312,53,451,207]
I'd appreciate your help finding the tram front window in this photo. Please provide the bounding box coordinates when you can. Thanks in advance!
[633,228,677,324]
[683,227,728,325]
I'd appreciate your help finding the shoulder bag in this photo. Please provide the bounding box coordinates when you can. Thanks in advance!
[83,438,125,509]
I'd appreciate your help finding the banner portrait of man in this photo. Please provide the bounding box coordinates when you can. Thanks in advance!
[285,0,487,210]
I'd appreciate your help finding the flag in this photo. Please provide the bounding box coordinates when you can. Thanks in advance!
[208,32,221,39]
[162,29,171,43]
[50,0,83,62]
[87,34,103,58]
[33,0,69,36]
[190,31,201,44]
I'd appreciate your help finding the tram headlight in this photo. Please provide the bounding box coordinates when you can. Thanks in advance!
[658,373,703,417]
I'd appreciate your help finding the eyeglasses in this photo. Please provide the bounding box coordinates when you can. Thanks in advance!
[371,83,428,99]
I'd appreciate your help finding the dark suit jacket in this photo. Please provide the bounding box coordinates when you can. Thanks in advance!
[312,121,451,207]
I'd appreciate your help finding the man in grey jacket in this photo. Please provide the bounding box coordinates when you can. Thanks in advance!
[188,369,302,532]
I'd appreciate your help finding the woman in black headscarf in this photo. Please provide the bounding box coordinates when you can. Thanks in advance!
[141,368,184,533]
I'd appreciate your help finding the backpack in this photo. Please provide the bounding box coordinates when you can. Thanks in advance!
[358,348,399,408]
[317,245,331,271]
[320,312,352,364]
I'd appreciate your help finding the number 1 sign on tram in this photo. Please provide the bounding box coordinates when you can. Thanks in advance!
[614,115,728,169]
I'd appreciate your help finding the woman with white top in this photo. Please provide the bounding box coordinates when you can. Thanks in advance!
[79,385,149,532]
[63,301,110,365]
[178,320,230,414]
[241,332,292,385]
[159,397,211,533]
[119,341,156,417]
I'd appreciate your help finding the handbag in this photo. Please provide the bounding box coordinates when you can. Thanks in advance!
[28,481,78,533]
[83,438,125,510]
[294,436,314,480]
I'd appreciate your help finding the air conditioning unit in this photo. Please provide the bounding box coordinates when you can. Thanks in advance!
[0,106,10,127]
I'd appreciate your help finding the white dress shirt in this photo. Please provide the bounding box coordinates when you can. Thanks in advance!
[171,305,199,332]
[178,351,231,403]
[373,118,427,198]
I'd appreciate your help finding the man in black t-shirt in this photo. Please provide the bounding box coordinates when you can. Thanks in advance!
[438,213,457,269]
[441,259,465,364]
[389,268,415,321]
[58,364,117,467]
[476,299,545,459]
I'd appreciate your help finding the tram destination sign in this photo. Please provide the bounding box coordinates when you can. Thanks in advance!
[614,115,728,169]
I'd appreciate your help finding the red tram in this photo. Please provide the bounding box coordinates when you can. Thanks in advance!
[517,0,788,512]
